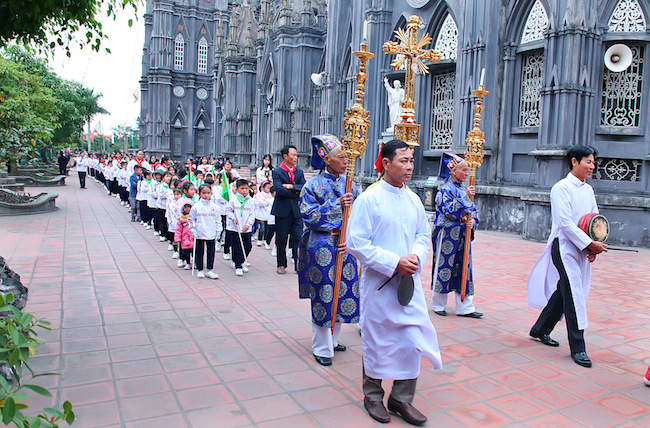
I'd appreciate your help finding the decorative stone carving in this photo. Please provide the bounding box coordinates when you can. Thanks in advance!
[173,86,185,97]
[521,0,549,44]
[196,88,209,100]
[595,158,641,181]
[434,14,458,61]
[609,0,646,32]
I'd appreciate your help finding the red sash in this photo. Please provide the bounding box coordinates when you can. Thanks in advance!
[279,162,296,184]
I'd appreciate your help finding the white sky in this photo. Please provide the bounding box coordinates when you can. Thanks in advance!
[45,7,145,135]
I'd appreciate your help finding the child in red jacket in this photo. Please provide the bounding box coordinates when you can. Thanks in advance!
[175,200,195,270]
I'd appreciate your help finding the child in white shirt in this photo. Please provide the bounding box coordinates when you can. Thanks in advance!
[226,179,256,276]
[189,184,222,280]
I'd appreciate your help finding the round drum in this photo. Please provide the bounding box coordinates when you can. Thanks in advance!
[578,213,610,242]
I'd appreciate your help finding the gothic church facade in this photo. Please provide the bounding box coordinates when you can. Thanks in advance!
[140,0,650,246]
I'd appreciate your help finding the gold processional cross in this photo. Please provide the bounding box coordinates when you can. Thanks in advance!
[382,15,441,150]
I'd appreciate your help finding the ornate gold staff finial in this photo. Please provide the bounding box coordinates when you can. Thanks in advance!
[459,69,489,302]
[330,41,375,334]
[382,15,441,150]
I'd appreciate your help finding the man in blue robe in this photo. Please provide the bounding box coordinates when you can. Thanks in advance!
[297,134,360,366]
[431,152,483,318]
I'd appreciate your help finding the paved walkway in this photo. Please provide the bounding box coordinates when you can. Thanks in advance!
[2,179,649,428]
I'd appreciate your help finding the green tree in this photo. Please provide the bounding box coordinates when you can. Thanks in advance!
[0,57,57,167]
[0,0,140,56]
[2,46,108,154]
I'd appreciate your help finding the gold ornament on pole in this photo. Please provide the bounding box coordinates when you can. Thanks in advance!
[460,69,488,302]
[382,15,441,150]
[330,41,375,333]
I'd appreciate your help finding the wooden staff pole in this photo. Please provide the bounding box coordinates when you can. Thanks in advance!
[459,78,488,302]
[330,43,374,333]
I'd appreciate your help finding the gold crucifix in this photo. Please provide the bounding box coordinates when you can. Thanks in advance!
[383,15,441,149]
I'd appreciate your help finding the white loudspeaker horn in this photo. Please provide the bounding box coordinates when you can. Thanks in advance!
[605,44,633,72]
[311,72,326,87]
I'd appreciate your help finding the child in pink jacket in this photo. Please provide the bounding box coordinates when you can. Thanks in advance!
[174,200,195,270]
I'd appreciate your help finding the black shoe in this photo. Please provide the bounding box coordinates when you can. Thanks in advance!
[572,352,592,368]
[387,396,427,425]
[529,327,559,347]
[457,312,483,318]
[334,344,346,352]
[434,310,446,316]
[314,355,332,366]
[364,397,390,423]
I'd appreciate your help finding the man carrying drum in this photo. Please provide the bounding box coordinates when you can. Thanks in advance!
[527,145,607,368]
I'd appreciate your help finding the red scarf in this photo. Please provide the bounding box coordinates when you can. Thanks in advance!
[135,158,144,166]
[279,161,296,184]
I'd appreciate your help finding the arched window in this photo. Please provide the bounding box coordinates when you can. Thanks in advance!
[518,0,548,128]
[198,38,208,74]
[434,14,458,61]
[429,13,458,151]
[174,34,184,70]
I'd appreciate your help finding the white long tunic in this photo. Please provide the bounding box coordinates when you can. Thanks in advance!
[347,179,443,380]
[527,173,597,330]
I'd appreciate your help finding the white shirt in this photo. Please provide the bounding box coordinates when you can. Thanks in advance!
[256,167,272,185]
[254,192,273,221]
[347,179,443,379]
[147,180,159,207]
[226,195,256,232]
[156,183,172,209]
[527,173,598,330]
[75,157,88,172]
[189,198,223,240]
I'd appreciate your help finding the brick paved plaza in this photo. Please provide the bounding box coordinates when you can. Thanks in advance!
[1,181,649,427]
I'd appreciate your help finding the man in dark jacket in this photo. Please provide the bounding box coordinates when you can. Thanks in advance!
[57,151,69,176]
[271,145,306,274]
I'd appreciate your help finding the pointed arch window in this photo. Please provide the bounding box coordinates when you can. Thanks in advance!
[519,52,545,127]
[434,14,458,61]
[521,0,549,44]
[198,37,208,74]
[601,45,644,127]
[609,0,646,32]
[174,34,184,70]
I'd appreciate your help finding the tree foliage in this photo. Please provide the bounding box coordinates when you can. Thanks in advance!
[0,46,106,165]
[0,0,140,56]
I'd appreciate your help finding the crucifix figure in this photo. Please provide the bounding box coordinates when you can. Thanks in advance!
[383,15,441,149]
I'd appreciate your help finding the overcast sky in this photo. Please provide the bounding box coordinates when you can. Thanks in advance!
[45,7,145,136]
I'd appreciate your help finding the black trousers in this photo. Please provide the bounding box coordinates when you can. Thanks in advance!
[140,201,150,223]
[228,231,252,268]
[221,216,230,254]
[158,209,168,237]
[59,165,66,175]
[266,224,276,245]
[195,239,215,271]
[533,238,586,354]
[275,213,303,268]
[78,171,86,188]
[151,207,160,231]
[181,248,192,264]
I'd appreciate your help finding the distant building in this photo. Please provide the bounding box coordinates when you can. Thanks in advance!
[140,0,650,246]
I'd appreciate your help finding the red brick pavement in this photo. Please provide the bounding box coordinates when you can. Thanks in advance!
[1,180,648,427]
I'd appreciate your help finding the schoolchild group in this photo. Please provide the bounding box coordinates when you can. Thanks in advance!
[83,152,277,279]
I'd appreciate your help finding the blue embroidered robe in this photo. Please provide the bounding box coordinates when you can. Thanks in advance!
[431,178,479,295]
[297,171,360,328]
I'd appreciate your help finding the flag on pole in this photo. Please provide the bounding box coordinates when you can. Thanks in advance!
[221,170,230,202]
[133,89,139,103]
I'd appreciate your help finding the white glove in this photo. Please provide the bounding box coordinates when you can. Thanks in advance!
[190,228,197,237]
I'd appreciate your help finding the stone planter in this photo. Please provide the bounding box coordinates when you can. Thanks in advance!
[0,189,58,216]
[12,175,66,187]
